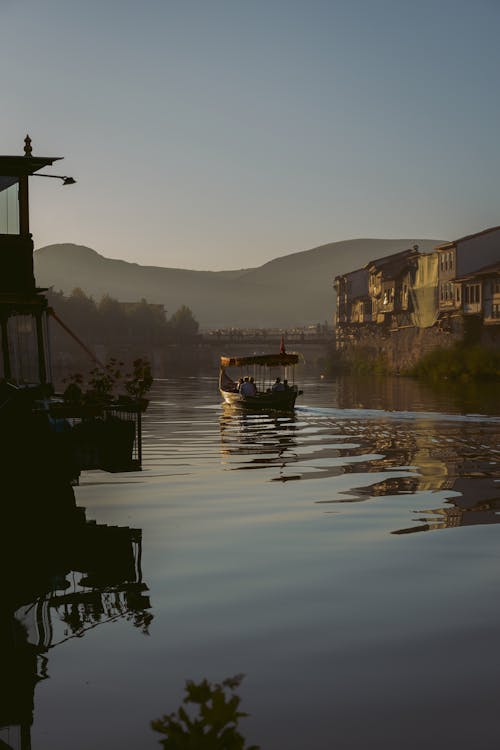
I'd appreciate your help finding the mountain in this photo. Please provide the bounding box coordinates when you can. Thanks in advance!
[34,238,443,328]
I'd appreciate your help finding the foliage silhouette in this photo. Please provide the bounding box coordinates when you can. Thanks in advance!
[151,674,260,750]
[62,357,153,405]
[46,288,200,377]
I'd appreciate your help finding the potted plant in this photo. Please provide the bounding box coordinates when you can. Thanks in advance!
[119,358,153,411]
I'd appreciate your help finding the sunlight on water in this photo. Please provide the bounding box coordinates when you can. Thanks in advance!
[19,377,500,750]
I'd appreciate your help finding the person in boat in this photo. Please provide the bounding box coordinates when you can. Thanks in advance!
[236,377,244,392]
[272,377,285,392]
[249,376,257,395]
[283,379,290,390]
[240,376,257,397]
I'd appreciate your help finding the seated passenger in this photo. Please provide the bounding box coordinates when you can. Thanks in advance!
[272,377,285,392]
[240,376,256,397]
[248,377,257,396]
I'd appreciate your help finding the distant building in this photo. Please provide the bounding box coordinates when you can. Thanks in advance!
[365,246,420,325]
[455,261,500,324]
[333,226,500,364]
[435,226,500,321]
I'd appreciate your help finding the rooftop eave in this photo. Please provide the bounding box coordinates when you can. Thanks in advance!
[0,155,62,176]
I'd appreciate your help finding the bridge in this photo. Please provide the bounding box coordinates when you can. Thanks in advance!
[197,330,335,370]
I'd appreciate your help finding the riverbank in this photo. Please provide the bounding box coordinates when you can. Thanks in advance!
[329,342,500,383]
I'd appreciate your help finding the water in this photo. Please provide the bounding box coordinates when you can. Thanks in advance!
[12,377,500,749]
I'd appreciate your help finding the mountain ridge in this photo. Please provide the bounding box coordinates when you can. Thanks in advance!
[34,238,444,328]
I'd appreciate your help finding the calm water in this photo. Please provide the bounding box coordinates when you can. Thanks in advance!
[13,377,500,749]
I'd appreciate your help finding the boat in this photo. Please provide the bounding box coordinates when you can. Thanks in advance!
[219,349,303,410]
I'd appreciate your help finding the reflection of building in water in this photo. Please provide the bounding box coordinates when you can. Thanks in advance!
[0,506,151,750]
[315,417,500,538]
[393,458,500,535]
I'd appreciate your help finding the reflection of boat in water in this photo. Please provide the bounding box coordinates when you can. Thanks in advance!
[219,350,303,410]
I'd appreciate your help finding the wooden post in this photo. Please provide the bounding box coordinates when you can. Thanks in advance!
[35,311,47,384]
[1,315,11,380]
[18,174,29,235]
[137,409,142,468]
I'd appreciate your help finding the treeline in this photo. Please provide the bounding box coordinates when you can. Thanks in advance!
[47,288,200,380]
[47,288,199,347]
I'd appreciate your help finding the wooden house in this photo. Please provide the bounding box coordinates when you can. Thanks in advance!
[365,247,420,324]
[334,268,370,325]
[435,226,500,318]
[455,261,500,324]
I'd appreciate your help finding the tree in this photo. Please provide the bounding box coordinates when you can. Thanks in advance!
[169,305,199,339]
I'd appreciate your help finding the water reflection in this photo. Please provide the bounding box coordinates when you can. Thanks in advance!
[218,399,500,536]
[335,374,500,415]
[0,505,151,750]
[220,406,301,481]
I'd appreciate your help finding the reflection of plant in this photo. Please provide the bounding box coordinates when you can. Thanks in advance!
[126,608,154,635]
[124,358,153,399]
[151,674,259,749]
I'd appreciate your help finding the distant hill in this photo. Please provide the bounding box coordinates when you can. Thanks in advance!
[34,238,443,328]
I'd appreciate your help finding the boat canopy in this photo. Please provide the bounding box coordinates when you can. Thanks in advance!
[220,353,299,368]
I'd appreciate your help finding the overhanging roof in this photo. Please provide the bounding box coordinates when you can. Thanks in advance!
[455,260,500,282]
[221,353,299,367]
[435,225,500,251]
[0,155,62,176]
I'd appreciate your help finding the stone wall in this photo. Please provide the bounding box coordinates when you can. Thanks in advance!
[336,316,500,372]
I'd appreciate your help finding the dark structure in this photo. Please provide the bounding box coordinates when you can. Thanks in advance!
[0,137,143,473]
[0,136,62,385]
[0,139,152,750]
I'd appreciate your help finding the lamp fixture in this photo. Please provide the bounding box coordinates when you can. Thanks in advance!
[33,173,76,186]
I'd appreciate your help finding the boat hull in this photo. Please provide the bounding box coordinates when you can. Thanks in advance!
[220,387,299,411]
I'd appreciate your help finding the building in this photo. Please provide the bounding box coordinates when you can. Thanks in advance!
[435,226,500,321]
[455,261,500,325]
[365,246,420,325]
[333,228,500,368]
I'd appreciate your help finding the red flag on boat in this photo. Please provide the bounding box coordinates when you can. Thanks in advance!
[280,335,286,355]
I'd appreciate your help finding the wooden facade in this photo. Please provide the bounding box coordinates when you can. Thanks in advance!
[334,228,500,340]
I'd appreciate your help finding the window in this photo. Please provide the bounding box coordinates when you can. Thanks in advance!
[494,280,500,295]
[465,283,481,304]
[0,179,20,234]
[493,303,500,319]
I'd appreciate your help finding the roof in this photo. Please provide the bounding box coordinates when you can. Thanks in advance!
[0,155,61,176]
[365,247,419,273]
[455,260,500,282]
[221,352,299,367]
[435,225,500,251]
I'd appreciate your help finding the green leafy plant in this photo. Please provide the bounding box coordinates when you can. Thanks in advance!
[85,358,124,404]
[62,358,153,406]
[151,674,260,750]
[123,358,153,399]
[410,343,500,381]
[62,372,84,404]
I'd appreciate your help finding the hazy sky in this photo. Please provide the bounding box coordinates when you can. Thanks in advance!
[1,0,499,269]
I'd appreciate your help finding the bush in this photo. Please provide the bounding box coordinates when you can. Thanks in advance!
[410,343,500,382]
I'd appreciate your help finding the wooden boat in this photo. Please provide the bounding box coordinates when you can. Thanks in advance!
[219,351,303,410]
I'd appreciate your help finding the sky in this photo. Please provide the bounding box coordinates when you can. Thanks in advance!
[1,0,500,270]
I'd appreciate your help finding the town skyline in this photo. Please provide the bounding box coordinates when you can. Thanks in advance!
[2,0,500,270]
